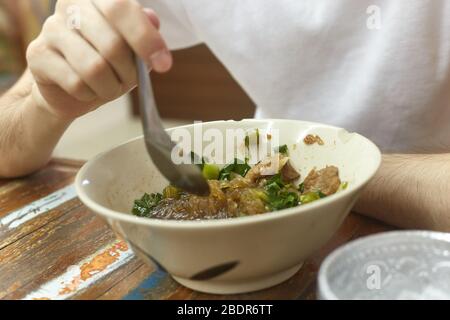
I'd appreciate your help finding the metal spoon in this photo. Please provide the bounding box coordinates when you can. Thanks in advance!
[135,57,210,196]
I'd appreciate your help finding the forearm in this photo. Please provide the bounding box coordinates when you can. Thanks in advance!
[0,71,71,178]
[354,153,450,231]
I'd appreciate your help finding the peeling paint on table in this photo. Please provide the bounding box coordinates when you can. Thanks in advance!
[0,184,77,229]
[23,240,134,300]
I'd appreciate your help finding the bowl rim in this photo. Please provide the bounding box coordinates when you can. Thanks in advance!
[75,119,382,230]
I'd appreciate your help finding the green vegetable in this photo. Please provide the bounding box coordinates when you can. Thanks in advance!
[277,144,289,156]
[318,191,327,198]
[218,163,234,181]
[256,129,260,147]
[339,181,349,191]
[249,189,270,202]
[265,182,281,194]
[265,174,285,193]
[262,174,299,210]
[202,164,220,180]
[298,182,305,193]
[234,161,251,177]
[218,158,251,181]
[266,174,285,187]
[163,185,181,199]
[132,193,163,217]
[244,129,261,150]
[190,151,205,170]
[267,191,299,210]
[300,192,321,204]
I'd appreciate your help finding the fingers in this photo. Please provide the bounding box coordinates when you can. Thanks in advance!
[26,0,172,117]
[144,8,161,30]
[42,16,122,101]
[76,1,136,88]
[27,40,97,102]
[93,0,173,73]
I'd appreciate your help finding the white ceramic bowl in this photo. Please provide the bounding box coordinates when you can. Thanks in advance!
[317,231,450,300]
[75,119,381,294]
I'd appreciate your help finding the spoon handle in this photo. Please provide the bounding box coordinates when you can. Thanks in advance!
[135,57,173,148]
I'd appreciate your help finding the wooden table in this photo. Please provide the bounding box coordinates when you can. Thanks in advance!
[0,159,393,300]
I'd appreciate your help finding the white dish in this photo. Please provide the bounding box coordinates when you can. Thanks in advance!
[318,231,450,300]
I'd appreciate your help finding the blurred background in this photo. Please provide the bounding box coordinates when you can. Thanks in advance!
[0,0,255,160]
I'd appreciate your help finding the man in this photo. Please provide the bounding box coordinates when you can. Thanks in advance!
[1,0,449,230]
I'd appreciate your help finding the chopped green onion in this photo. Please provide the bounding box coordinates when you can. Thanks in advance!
[267,191,299,211]
[202,164,220,180]
[300,192,321,204]
[190,151,205,170]
[277,144,289,155]
[250,189,270,202]
[256,129,260,148]
[266,174,285,189]
[163,185,181,199]
[339,182,349,191]
[266,181,282,194]
[262,174,299,210]
[318,191,327,198]
[298,182,305,193]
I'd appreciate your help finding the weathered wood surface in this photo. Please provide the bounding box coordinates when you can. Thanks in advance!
[0,160,393,300]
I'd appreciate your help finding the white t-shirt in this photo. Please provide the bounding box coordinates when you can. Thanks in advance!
[142,0,450,153]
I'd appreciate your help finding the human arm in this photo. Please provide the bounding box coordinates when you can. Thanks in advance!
[0,0,172,178]
[354,153,450,231]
